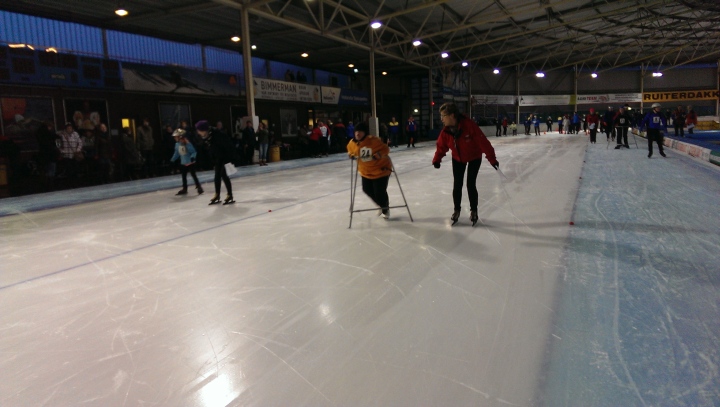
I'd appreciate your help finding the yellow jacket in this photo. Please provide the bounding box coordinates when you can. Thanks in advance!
[347,135,392,179]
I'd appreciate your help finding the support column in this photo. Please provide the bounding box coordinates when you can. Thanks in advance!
[368,28,379,136]
[516,67,520,124]
[573,64,578,113]
[716,60,719,116]
[241,5,256,124]
[428,68,434,130]
[640,63,645,112]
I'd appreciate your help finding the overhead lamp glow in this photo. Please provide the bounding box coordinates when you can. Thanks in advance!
[231,36,240,42]
[353,68,359,73]
[591,72,598,78]
[348,63,354,68]
[251,45,257,50]
[413,108,419,113]
[46,47,57,53]
[301,52,309,58]
[370,21,382,29]
[412,40,422,47]
[536,72,545,78]
[382,71,387,76]
[461,61,469,67]
[115,8,128,17]
[652,72,663,77]
[493,69,500,74]
[441,52,449,58]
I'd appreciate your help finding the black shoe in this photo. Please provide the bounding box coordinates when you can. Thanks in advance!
[197,186,204,195]
[209,195,221,205]
[614,145,622,149]
[660,152,666,157]
[451,209,460,226]
[223,195,235,205]
[624,145,630,149]
[176,188,188,195]
[648,153,652,158]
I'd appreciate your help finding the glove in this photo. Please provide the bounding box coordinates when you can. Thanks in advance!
[492,161,499,170]
[348,154,356,160]
[433,162,440,169]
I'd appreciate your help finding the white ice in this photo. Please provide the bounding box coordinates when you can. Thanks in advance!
[1,133,718,406]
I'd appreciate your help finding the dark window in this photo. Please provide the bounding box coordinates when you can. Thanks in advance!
[0,68,10,80]
[59,54,77,69]
[12,58,35,74]
[83,64,102,79]
[38,52,59,67]
[102,60,119,70]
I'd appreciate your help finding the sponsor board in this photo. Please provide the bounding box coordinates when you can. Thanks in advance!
[643,90,719,102]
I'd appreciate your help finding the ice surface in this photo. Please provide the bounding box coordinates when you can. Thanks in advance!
[1,133,718,406]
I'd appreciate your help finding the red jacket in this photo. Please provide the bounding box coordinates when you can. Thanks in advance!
[433,116,497,165]
[310,127,322,141]
[586,113,600,130]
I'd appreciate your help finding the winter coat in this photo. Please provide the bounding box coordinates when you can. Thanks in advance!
[641,111,668,131]
[171,138,197,165]
[257,129,269,145]
[686,110,698,126]
[136,125,154,151]
[433,115,498,165]
[204,128,236,164]
[614,112,633,128]
[586,113,600,130]
[346,134,391,179]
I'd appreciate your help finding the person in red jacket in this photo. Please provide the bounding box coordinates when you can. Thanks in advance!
[586,108,600,144]
[309,123,322,158]
[432,102,499,226]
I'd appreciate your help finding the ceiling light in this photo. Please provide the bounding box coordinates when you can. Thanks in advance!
[370,21,382,29]
[382,71,387,76]
[412,40,422,47]
[493,69,500,74]
[301,52,309,58]
[652,72,663,77]
[115,8,128,17]
[414,108,419,113]
[251,45,257,50]
[231,36,240,42]
[353,68,359,73]
[536,72,545,78]
[461,61,469,67]
[591,72,598,78]
[26,45,34,50]
[8,44,26,48]
[46,47,57,53]
[441,52,449,58]
[348,64,354,68]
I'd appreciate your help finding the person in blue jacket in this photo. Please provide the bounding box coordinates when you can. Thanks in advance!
[640,103,667,158]
[532,115,541,136]
[170,129,203,195]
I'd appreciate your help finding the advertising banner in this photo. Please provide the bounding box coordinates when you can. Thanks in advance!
[253,78,299,101]
[321,87,340,105]
[338,89,370,106]
[519,95,571,106]
[642,90,719,102]
[576,93,642,104]
[123,62,239,96]
[472,95,516,105]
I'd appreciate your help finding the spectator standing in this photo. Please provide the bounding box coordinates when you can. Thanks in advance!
[510,121,517,136]
[495,117,502,137]
[586,108,600,144]
[686,105,698,136]
[136,118,155,177]
[346,122,392,219]
[562,115,570,134]
[170,128,203,195]
[524,115,532,135]
[318,120,330,157]
[121,127,143,180]
[95,123,113,184]
[241,120,256,165]
[640,103,667,158]
[56,122,83,178]
[432,102,499,226]
[532,115,541,136]
[388,117,399,147]
[502,117,508,136]
[196,120,235,204]
[406,115,418,147]
[603,106,616,141]
[546,116,554,133]
[613,106,632,149]
[672,105,685,137]
[257,122,270,166]
[332,119,346,151]
[35,121,59,178]
[309,123,322,158]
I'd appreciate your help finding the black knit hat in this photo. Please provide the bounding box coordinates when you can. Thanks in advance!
[354,122,369,134]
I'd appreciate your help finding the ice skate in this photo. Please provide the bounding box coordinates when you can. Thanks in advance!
[450,209,460,226]
[176,188,188,195]
[223,195,235,205]
[208,194,221,205]
[381,209,390,220]
[614,145,622,149]
[470,210,478,226]
[660,152,666,157]
[196,186,204,195]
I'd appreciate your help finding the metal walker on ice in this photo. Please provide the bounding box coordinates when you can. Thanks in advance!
[348,156,413,229]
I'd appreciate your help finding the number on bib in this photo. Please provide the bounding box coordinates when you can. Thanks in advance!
[360,146,373,162]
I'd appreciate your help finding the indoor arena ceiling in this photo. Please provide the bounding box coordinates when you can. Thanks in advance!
[2,0,720,77]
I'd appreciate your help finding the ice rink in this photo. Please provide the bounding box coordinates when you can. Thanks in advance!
[1,133,719,406]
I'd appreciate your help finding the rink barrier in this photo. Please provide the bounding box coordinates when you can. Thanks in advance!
[633,129,718,166]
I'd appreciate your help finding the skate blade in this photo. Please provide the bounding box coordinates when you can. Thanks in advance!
[222,200,235,205]
[451,219,459,226]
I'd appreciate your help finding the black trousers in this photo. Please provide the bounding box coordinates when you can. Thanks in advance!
[180,163,200,189]
[647,129,665,156]
[616,127,629,147]
[214,163,232,196]
[452,158,482,211]
[361,175,390,209]
[674,122,684,137]
[589,129,597,143]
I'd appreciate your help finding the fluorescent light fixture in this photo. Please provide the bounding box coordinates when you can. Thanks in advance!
[412,40,422,47]
[301,52,309,58]
[461,61,469,67]
[231,36,240,42]
[370,21,382,29]
[441,52,449,58]
[115,8,128,17]
[46,47,57,53]
[26,45,34,50]
[536,72,545,78]
[591,72,598,78]
[348,63,354,68]
[493,69,500,74]
[9,44,26,48]
[251,45,257,50]
[652,72,663,77]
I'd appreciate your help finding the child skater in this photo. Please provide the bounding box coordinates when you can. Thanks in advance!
[346,122,392,219]
[170,129,203,195]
